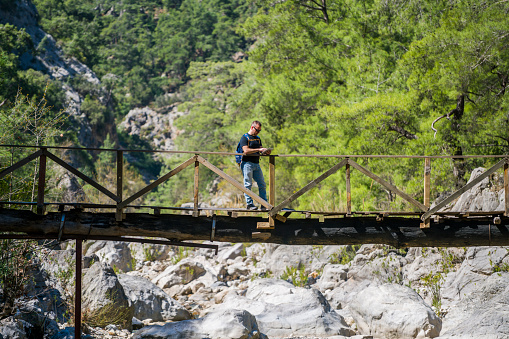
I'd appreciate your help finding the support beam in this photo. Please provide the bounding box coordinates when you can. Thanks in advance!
[1,208,507,247]
[75,238,82,339]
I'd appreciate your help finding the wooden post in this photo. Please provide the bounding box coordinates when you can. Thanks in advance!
[268,155,276,225]
[346,159,351,216]
[269,156,276,206]
[75,238,82,338]
[421,157,431,228]
[504,160,509,217]
[37,148,47,215]
[193,159,199,217]
[116,150,123,221]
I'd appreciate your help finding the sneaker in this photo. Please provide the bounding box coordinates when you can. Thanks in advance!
[246,204,258,210]
[260,206,268,211]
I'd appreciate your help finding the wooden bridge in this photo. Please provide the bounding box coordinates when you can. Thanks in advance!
[1,144,509,337]
[0,145,508,248]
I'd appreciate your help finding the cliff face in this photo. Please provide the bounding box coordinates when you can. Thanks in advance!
[0,0,106,148]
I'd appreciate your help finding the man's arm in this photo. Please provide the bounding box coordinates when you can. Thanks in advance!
[242,145,270,154]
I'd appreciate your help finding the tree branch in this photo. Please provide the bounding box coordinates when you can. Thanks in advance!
[388,125,418,140]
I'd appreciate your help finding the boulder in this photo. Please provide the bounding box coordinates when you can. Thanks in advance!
[151,257,215,289]
[349,284,441,338]
[210,278,355,338]
[440,272,509,338]
[82,262,134,329]
[317,264,348,292]
[85,241,134,273]
[441,247,509,307]
[129,242,170,263]
[132,309,266,339]
[218,243,245,263]
[118,274,191,322]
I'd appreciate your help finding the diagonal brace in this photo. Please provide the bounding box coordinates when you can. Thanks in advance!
[421,158,507,221]
[269,159,348,217]
[349,160,428,212]
[46,150,120,202]
[0,149,43,180]
[196,155,272,209]
[118,156,197,209]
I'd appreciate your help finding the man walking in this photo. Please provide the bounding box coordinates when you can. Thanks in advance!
[239,121,271,210]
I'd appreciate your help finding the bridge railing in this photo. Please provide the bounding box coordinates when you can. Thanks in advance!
[0,144,508,227]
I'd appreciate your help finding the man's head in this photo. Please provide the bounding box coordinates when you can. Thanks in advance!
[250,121,262,135]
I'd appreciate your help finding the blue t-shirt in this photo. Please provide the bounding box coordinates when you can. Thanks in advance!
[239,133,262,164]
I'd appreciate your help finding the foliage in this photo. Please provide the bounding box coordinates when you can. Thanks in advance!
[280,264,308,287]
[329,245,361,265]
[171,246,190,265]
[0,238,38,319]
[82,297,131,328]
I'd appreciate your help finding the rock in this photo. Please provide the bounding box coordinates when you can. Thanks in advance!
[118,274,191,322]
[118,106,184,153]
[83,254,99,269]
[85,241,134,273]
[317,264,348,292]
[210,278,355,338]
[129,242,170,263]
[132,317,144,330]
[440,272,509,338]
[218,243,245,263]
[151,258,210,289]
[441,247,509,307]
[0,317,28,339]
[82,262,134,329]
[349,284,441,338]
[132,309,266,339]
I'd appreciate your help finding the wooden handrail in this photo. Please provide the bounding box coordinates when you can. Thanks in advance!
[1,145,508,224]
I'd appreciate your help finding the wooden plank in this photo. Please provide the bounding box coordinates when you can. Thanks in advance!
[196,155,272,209]
[269,159,348,217]
[118,156,196,208]
[46,151,119,203]
[0,149,43,179]
[422,158,507,220]
[346,161,351,215]
[349,160,428,212]
[193,160,199,217]
[504,161,509,217]
[37,151,47,215]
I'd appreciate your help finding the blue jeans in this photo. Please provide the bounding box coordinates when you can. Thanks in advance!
[241,161,267,206]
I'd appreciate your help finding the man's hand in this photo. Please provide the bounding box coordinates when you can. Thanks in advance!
[260,148,271,155]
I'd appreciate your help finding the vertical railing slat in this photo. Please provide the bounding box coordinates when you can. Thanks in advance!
[346,159,351,215]
[37,148,47,215]
[116,150,124,221]
[193,159,199,217]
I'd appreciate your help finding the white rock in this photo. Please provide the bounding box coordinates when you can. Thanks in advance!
[209,278,355,338]
[349,284,441,338]
[118,274,191,322]
[132,309,266,339]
